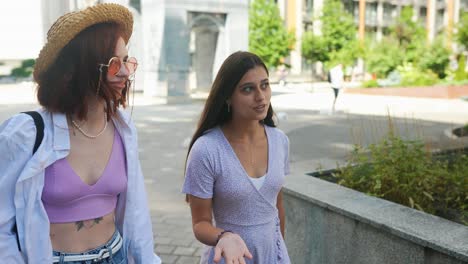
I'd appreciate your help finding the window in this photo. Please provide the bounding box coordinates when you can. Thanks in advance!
[383,3,395,22]
[461,0,468,9]
[129,0,141,13]
[304,0,314,13]
[419,7,427,25]
[365,2,378,26]
[343,1,359,24]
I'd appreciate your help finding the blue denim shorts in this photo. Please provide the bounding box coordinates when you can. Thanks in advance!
[52,230,126,264]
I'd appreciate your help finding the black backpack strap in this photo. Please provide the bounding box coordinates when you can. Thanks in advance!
[22,111,44,154]
[13,111,44,251]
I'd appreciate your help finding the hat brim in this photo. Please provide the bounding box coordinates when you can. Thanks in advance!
[33,3,133,81]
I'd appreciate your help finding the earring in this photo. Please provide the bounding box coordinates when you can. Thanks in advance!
[227,103,230,113]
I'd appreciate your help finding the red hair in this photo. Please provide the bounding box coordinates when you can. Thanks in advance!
[36,22,130,120]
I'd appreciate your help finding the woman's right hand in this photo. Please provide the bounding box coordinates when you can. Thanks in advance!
[213,232,253,264]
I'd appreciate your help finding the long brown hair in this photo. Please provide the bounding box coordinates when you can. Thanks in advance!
[36,22,130,120]
[187,51,276,157]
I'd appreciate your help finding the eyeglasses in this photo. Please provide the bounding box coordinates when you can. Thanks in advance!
[98,57,138,76]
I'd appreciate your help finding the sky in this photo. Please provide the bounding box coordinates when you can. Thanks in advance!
[0,0,43,60]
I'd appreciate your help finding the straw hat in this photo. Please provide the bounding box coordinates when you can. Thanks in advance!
[33,3,133,81]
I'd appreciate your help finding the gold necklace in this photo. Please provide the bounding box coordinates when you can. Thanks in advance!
[71,113,108,139]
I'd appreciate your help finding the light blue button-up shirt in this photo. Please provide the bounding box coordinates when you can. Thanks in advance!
[0,109,161,263]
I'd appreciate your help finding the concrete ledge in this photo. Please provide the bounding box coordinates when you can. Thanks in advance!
[283,172,468,264]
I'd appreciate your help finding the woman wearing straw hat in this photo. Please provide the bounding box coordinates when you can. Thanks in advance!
[0,3,161,263]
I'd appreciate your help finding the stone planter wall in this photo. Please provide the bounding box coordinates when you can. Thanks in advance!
[283,173,468,264]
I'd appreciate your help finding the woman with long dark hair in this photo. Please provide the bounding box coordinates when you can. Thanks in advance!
[183,51,291,264]
[0,4,160,263]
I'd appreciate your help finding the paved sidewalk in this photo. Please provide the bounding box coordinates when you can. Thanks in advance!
[1,83,467,263]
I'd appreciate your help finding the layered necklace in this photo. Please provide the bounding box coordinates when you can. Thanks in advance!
[71,112,108,139]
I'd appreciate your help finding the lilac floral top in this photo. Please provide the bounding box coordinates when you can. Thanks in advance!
[183,125,291,264]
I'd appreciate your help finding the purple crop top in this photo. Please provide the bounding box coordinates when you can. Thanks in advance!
[42,129,127,223]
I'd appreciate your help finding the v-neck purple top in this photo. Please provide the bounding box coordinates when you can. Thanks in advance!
[183,125,291,264]
[42,129,127,223]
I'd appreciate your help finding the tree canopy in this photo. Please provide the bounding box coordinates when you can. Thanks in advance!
[301,0,359,68]
[456,11,468,51]
[249,0,295,69]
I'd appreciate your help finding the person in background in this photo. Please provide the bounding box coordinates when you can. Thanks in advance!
[277,64,288,87]
[329,63,344,113]
[183,51,291,264]
[0,4,161,263]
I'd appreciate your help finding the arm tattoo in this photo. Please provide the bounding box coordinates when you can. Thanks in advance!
[75,217,104,231]
[75,221,85,231]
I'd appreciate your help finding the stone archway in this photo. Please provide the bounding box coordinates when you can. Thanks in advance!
[188,12,225,91]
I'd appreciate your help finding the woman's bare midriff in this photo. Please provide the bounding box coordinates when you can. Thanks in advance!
[49,211,116,252]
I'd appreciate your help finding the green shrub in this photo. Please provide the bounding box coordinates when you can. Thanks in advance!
[364,38,403,78]
[397,63,439,86]
[417,40,450,79]
[438,153,468,223]
[455,54,468,81]
[10,59,35,78]
[389,6,426,63]
[336,132,468,225]
[361,79,379,88]
[456,11,468,51]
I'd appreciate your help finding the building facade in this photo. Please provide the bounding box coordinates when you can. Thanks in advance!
[40,0,249,99]
[142,0,248,99]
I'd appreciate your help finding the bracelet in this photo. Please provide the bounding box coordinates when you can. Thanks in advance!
[216,230,233,244]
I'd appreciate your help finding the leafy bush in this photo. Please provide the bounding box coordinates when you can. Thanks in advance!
[454,54,468,81]
[389,6,426,63]
[397,63,439,86]
[336,133,468,225]
[364,38,403,78]
[417,40,450,79]
[456,11,468,51]
[361,79,379,88]
[437,78,468,86]
[10,59,35,78]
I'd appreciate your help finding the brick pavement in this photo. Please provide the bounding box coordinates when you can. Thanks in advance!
[131,103,205,263]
